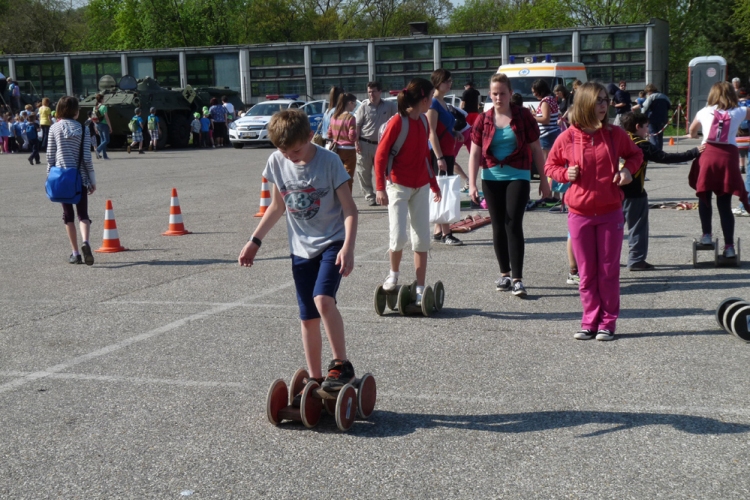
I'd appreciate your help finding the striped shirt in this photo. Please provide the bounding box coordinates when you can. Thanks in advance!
[46,119,95,187]
[327,112,357,148]
[536,95,560,138]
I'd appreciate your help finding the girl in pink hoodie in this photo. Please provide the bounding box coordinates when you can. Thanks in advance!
[544,82,643,341]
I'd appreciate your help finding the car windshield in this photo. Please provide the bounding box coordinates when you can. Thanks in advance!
[509,77,556,100]
[246,103,284,116]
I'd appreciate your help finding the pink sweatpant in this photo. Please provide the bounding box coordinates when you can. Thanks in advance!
[0,137,8,153]
[568,209,624,333]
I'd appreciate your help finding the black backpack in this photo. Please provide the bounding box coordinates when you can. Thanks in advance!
[449,105,467,131]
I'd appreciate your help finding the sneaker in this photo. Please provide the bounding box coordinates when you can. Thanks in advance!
[511,280,527,297]
[442,233,463,246]
[495,276,512,291]
[127,145,131,154]
[81,242,94,266]
[321,359,355,392]
[368,200,378,207]
[700,234,713,246]
[566,272,580,285]
[596,329,615,341]
[68,253,82,264]
[460,184,469,193]
[732,206,744,215]
[139,150,145,154]
[433,232,443,241]
[725,245,736,258]
[415,291,423,306]
[291,377,325,407]
[383,274,398,292]
[574,329,594,340]
[35,161,40,165]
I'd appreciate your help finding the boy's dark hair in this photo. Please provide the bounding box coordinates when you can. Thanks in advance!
[367,81,382,91]
[510,93,523,107]
[267,109,311,149]
[620,111,648,134]
[221,95,228,102]
[55,96,79,119]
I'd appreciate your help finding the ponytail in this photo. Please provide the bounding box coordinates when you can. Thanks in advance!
[397,78,434,116]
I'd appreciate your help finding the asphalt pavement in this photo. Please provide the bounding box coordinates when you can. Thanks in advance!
[2,138,750,498]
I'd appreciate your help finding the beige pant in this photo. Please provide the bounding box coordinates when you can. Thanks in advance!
[387,182,432,252]
[356,141,378,202]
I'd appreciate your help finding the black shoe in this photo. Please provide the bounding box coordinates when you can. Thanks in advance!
[629,261,654,271]
[442,233,463,246]
[68,254,82,264]
[28,159,33,165]
[433,232,443,241]
[35,161,40,165]
[321,359,355,392]
[81,242,95,266]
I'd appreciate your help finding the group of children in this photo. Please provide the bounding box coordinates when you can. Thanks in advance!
[189,109,215,148]
[0,108,43,165]
[125,107,160,154]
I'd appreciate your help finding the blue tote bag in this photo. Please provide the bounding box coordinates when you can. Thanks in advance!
[45,128,83,204]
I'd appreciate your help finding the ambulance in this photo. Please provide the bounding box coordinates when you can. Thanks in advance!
[484,57,588,112]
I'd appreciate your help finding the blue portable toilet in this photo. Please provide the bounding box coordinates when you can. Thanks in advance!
[687,56,727,123]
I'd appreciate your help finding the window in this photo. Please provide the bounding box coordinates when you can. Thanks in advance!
[15,61,66,100]
[153,57,180,88]
[510,36,571,56]
[186,56,214,87]
[251,81,279,95]
[376,43,433,61]
[340,47,367,63]
[614,32,645,50]
[312,48,340,64]
[72,58,122,96]
[250,49,303,67]
[129,57,153,80]
[473,40,501,57]
[580,34,613,51]
[279,80,306,95]
[442,42,470,59]
[0,61,8,77]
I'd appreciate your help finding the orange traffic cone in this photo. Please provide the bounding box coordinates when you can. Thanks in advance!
[254,177,271,217]
[669,137,675,146]
[163,188,192,236]
[95,200,128,253]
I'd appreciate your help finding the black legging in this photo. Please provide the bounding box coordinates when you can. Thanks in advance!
[482,179,530,280]
[699,193,734,245]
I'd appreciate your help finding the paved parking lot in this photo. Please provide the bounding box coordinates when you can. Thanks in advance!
[2,141,750,498]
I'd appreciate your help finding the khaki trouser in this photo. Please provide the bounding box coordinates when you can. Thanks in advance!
[386,182,432,252]
[336,147,356,192]
[356,140,378,202]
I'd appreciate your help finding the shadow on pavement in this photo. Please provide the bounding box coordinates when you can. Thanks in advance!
[300,410,750,438]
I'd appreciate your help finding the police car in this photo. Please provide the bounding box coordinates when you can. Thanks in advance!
[229,95,306,148]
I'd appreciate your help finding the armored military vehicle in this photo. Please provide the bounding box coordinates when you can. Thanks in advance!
[79,75,243,149]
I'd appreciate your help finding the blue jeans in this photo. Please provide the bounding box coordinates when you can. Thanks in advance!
[96,123,110,158]
[648,123,664,152]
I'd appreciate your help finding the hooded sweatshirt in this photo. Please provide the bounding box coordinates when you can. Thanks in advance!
[46,119,95,188]
[544,125,642,216]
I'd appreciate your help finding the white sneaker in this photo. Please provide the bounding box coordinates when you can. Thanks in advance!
[383,275,398,292]
[732,206,743,215]
[700,234,713,245]
[415,292,423,306]
[725,246,736,258]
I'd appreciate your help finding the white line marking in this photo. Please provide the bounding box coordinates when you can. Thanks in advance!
[0,245,388,394]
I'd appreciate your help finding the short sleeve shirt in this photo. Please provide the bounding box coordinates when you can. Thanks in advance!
[263,145,351,259]
[461,88,481,113]
[696,105,748,146]
[209,105,227,123]
[355,99,397,140]
[98,105,108,125]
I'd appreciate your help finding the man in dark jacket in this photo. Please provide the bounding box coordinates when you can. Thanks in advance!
[620,112,703,270]
[640,84,672,151]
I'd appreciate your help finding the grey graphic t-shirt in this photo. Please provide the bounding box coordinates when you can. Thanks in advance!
[263,145,351,259]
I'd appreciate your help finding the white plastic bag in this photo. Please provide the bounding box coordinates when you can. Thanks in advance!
[430,174,461,224]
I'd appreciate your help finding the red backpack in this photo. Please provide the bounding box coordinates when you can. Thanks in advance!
[707,109,732,143]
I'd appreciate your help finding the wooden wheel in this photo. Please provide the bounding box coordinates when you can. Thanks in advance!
[716,298,744,330]
[714,238,720,267]
[433,281,445,312]
[692,240,698,267]
[335,384,358,431]
[397,282,411,316]
[289,368,309,406]
[723,301,748,334]
[730,304,750,342]
[374,285,387,316]
[299,381,323,428]
[266,379,288,426]
[386,290,399,311]
[356,374,377,419]
[737,238,741,267]
[421,286,434,317]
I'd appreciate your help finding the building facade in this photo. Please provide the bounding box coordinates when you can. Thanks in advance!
[0,18,668,105]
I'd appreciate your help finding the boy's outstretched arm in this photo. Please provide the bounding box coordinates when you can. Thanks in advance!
[642,142,701,164]
[335,183,358,277]
[238,184,286,267]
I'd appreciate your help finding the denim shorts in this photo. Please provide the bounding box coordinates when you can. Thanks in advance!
[539,131,560,150]
[291,241,344,320]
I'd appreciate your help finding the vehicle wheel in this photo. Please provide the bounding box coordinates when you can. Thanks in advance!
[232,142,244,149]
[167,113,191,149]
